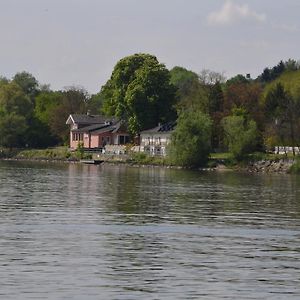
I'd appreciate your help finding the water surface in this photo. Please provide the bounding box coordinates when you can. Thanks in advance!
[0,161,299,299]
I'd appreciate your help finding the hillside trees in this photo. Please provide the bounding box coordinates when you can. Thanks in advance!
[101,53,176,135]
[257,59,300,83]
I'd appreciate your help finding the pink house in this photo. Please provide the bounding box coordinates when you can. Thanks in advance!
[66,114,130,150]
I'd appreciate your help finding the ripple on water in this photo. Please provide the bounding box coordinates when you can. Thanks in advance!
[0,161,300,299]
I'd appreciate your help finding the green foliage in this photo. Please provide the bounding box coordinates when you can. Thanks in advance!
[48,87,88,143]
[263,82,300,154]
[170,66,198,90]
[0,82,33,148]
[169,110,212,167]
[289,157,300,174]
[87,92,104,114]
[170,66,211,114]
[263,69,300,99]
[226,74,249,85]
[13,71,39,99]
[130,152,167,165]
[16,147,77,160]
[258,59,300,83]
[0,113,28,148]
[0,82,33,117]
[176,79,209,113]
[101,53,176,135]
[75,142,85,159]
[208,81,224,114]
[222,114,258,160]
[35,91,62,124]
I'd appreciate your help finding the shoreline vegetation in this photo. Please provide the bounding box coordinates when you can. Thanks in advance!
[0,147,298,174]
[2,56,300,170]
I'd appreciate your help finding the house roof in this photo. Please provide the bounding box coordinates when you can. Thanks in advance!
[91,124,115,135]
[66,114,114,125]
[73,123,111,133]
[91,121,128,135]
[140,121,176,134]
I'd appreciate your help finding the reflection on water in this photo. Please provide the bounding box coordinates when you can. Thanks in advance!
[0,161,300,299]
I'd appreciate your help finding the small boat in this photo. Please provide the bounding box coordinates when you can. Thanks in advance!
[80,159,103,165]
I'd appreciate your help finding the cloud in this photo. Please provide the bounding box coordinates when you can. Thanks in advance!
[207,1,266,25]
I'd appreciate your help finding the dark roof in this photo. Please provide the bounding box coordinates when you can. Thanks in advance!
[91,125,115,135]
[73,123,110,133]
[140,121,176,134]
[67,114,114,125]
[91,121,127,135]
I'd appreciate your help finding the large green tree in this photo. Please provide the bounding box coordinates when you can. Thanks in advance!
[101,53,176,135]
[169,110,212,167]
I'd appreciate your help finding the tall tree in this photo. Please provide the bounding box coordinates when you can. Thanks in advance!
[208,81,224,149]
[101,53,176,135]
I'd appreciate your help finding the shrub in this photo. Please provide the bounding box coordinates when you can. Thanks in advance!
[169,110,212,167]
[222,115,258,160]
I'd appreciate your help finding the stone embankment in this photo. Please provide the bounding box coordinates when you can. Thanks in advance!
[246,159,294,173]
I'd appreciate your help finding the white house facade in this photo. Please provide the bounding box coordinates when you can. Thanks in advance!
[139,122,176,156]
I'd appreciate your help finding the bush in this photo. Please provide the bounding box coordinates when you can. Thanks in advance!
[169,110,212,167]
[222,115,258,160]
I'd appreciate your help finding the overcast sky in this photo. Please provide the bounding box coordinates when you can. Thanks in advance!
[1,0,299,93]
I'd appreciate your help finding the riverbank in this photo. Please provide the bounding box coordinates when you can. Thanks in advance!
[246,158,295,173]
[0,147,298,173]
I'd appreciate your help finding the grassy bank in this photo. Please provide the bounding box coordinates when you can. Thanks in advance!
[2,147,299,173]
[0,147,80,161]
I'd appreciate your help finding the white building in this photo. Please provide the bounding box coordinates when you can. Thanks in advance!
[139,122,176,156]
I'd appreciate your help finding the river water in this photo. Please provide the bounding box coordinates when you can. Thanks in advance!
[0,161,299,299]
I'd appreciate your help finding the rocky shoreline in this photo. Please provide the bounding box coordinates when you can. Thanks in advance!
[245,159,295,173]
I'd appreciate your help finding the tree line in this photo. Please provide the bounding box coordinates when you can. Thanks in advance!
[0,72,103,148]
[1,54,300,166]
